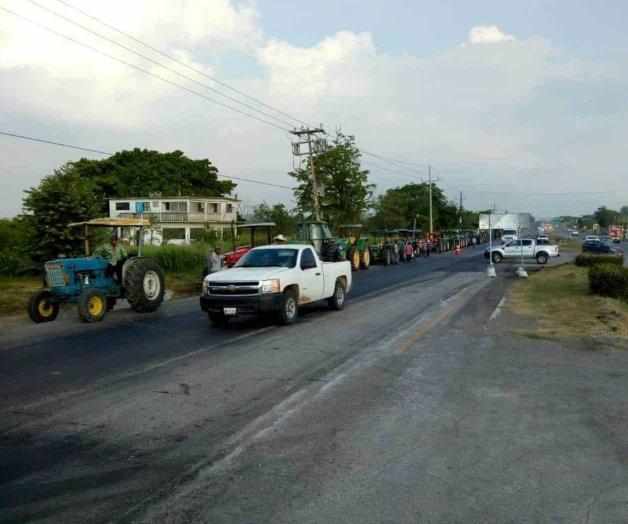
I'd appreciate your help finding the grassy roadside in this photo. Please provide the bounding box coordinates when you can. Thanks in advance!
[508,263,628,341]
[0,271,201,319]
[0,277,44,317]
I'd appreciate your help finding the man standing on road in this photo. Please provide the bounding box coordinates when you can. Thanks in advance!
[404,242,414,263]
[94,234,127,282]
[471,236,477,248]
[425,238,431,257]
[207,245,225,275]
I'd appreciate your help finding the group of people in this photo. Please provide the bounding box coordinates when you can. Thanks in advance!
[402,238,434,262]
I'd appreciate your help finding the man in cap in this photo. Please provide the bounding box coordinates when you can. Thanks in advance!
[273,234,286,244]
[207,245,225,275]
[94,234,128,281]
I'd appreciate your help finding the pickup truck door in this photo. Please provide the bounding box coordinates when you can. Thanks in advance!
[503,240,521,257]
[298,247,324,303]
[521,239,535,256]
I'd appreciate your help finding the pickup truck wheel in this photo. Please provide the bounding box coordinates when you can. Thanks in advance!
[328,280,346,311]
[536,253,548,265]
[491,252,503,264]
[279,289,298,325]
[208,312,229,326]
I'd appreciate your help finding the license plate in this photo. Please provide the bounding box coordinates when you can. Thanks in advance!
[223,307,237,315]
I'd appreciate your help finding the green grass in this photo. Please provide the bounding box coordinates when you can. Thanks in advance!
[509,263,628,341]
[0,276,44,317]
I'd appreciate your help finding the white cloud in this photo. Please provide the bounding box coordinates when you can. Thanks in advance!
[468,25,516,44]
[0,4,626,217]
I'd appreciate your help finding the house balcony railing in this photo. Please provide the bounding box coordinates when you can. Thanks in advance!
[117,212,234,223]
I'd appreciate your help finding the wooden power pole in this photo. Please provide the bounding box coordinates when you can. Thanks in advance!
[291,127,326,221]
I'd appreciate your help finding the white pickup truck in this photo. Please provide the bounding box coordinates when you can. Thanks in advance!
[200,244,352,325]
[484,238,560,265]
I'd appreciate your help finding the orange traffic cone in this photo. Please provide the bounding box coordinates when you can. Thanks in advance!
[455,244,461,256]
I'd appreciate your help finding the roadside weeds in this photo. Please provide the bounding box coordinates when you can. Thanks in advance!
[508,263,628,345]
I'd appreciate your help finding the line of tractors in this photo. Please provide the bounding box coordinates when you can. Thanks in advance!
[228,220,481,271]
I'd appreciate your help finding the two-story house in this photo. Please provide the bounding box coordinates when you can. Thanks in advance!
[108,195,238,245]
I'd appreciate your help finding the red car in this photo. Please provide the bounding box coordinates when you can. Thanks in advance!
[223,222,276,267]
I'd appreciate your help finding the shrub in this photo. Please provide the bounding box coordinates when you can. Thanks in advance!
[141,244,208,274]
[588,263,628,301]
[575,254,624,267]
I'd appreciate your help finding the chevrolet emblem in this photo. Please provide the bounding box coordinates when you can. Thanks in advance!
[227,285,236,293]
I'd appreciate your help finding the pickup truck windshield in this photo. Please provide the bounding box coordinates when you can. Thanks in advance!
[235,248,298,268]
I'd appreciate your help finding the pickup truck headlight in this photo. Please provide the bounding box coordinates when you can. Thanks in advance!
[260,279,281,294]
[202,279,210,295]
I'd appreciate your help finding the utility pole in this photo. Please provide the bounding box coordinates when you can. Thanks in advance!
[291,127,326,221]
[428,165,433,234]
[427,165,440,234]
[459,191,463,229]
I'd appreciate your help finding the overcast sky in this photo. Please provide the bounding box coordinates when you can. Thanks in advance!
[1,0,627,218]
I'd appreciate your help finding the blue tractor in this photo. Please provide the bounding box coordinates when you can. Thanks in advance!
[27,218,166,323]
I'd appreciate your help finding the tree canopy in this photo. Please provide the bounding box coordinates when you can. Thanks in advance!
[289,132,374,225]
[22,166,102,261]
[370,183,462,231]
[73,148,235,213]
[250,202,300,236]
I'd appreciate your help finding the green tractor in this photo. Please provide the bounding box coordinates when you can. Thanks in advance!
[336,224,371,271]
[369,230,400,266]
[295,221,347,262]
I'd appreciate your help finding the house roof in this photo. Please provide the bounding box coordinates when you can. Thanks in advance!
[69,217,150,227]
[108,195,238,202]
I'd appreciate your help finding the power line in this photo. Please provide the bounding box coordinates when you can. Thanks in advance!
[0,130,110,156]
[0,130,292,190]
[0,5,292,133]
[27,0,298,130]
[54,0,315,129]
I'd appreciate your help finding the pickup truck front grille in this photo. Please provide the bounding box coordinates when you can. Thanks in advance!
[207,281,260,296]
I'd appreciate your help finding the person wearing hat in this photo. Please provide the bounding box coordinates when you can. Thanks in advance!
[94,233,128,281]
[273,234,286,244]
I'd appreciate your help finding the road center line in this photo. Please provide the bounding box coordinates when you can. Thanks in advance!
[489,297,507,322]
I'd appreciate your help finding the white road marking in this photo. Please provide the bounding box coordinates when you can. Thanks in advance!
[489,297,507,322]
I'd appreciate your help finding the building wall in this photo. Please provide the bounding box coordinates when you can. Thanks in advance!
[109,197,237,245]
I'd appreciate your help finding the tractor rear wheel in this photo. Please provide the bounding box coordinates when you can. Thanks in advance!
[360,249,370,269]
[124,258,166,312]
[77,288,107,323]
[27,290,59,323]
[350,249,361,271]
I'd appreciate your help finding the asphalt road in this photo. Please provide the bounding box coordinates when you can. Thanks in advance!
[2,244,627,523]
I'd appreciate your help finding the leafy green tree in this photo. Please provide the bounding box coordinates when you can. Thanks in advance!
[0,217,35,275]
[371,183,458,231]
[251,202,299,236]
[620,205,628,216]
[594,206,619,228]
[289,132,374,224]
[73,148,235,213]
[22,165,102,262]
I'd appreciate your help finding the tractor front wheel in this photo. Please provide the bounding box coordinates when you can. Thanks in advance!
[350,249,361,271]
[27,291,60,323]
[77,288,107,323]
[124,258,166,312]
[360,249,370,269]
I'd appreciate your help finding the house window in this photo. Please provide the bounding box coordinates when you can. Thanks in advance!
[142,202,151,212]
[210,203,219,213]
[226,204,233,213]
[115,202,130,211]
[195,202,204,212]
[151,201,160,208]
[163,201,187,212]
